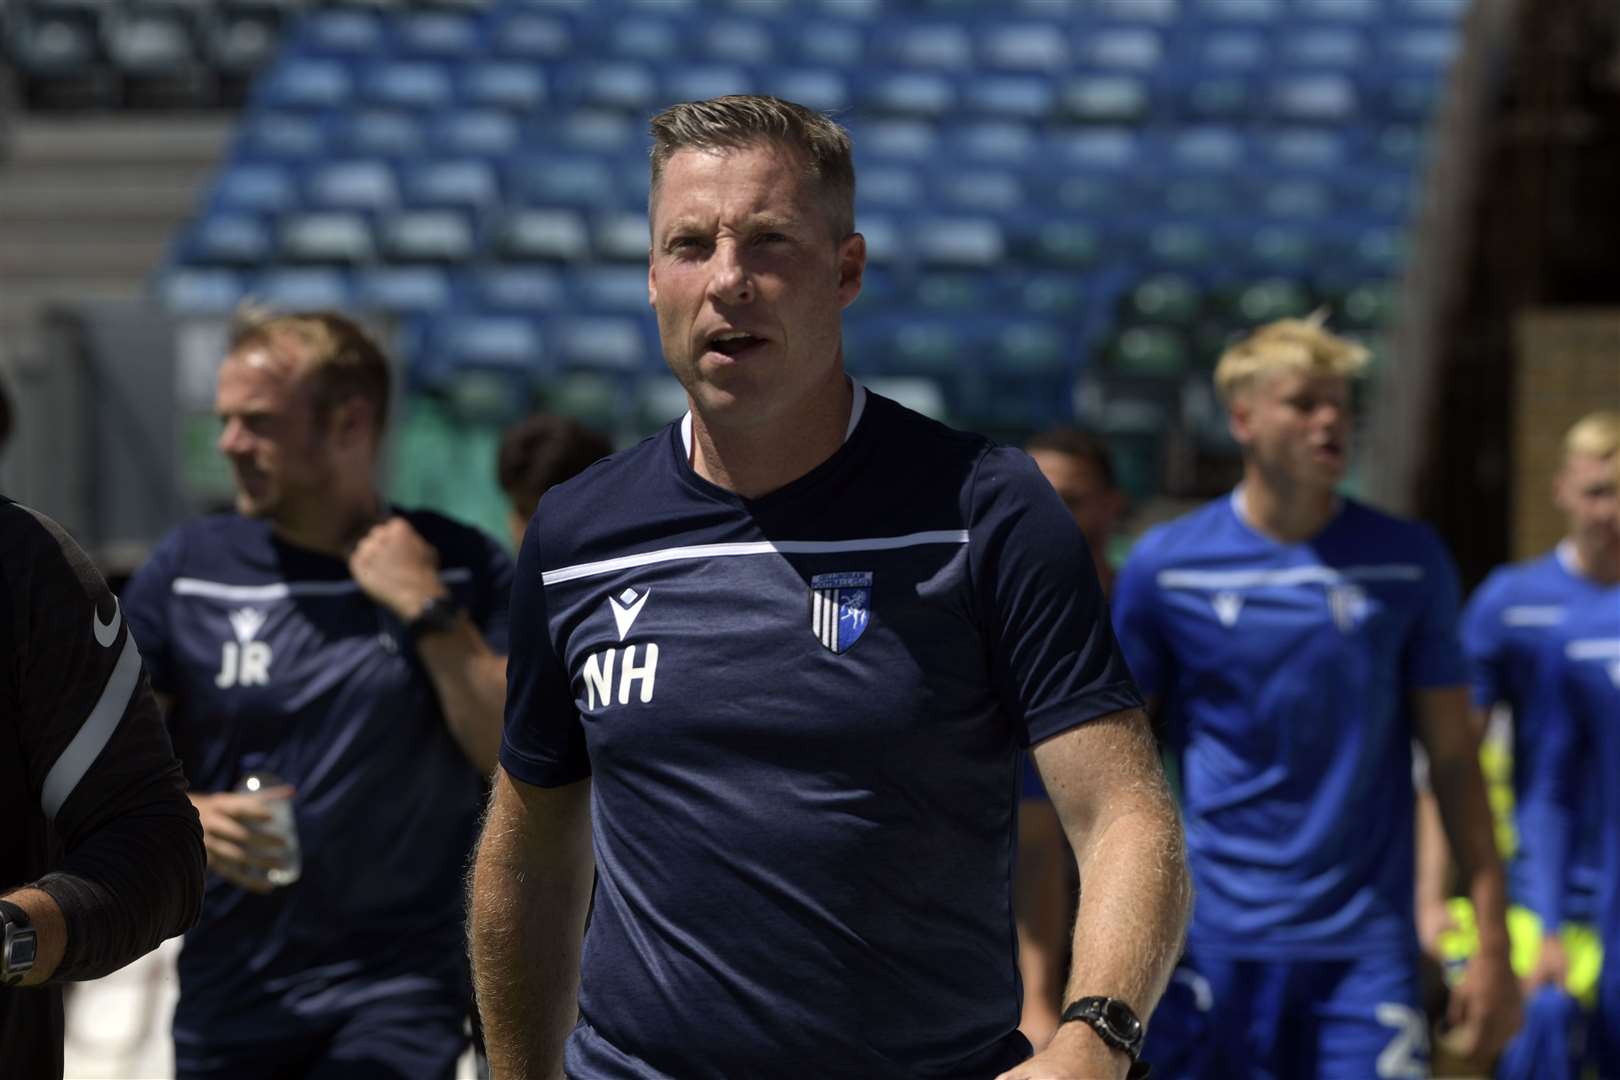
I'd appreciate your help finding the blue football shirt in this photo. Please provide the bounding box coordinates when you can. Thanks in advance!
[1460,544,1611,922]
[1112,491,1467,958]
[122,508,511,1043]
[1521,587,1620,951]
[502,387,1142,1079]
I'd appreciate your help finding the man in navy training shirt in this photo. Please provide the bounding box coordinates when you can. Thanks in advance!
[1112,315,1522,1077]
[1421,409,1620,1077]
[470,95,1193,1080]
[1,499,205,1079]
[1523,448,1620,1078]
[122,309,512,1079]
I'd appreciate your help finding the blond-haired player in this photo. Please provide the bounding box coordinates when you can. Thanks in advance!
[1111,315,1521,1077]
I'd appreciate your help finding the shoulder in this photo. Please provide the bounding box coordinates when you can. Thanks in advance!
[137,513,250,580]
[1125,499,1233,569]
[1338,499,1452,566]
[398,507,507,562]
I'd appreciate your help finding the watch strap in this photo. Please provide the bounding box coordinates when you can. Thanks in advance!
[406,595,463,639]
[0,899,37,986]
[1061,995,1145,1062]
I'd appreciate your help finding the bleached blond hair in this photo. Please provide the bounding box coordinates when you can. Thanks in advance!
[1563,410,1620,463]
[1213,312,1371,405]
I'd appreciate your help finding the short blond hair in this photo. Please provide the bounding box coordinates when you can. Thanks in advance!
[1213,313,1371,404]
[1563,410,1620,462]
[228,306,391,436]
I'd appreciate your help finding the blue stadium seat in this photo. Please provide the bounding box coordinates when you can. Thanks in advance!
[296,8,384,57]
[1076,27,1164,70]
[593,211,651,262]
[355,265,453,313]
[1278,26,1366,68]
[663,65,753,105]
[794,19,867,67]
[488,10,572,59]
[909,269,1004,311]
[556,60,658,111]
[393,10,482,58]
[1147,221,1217,268]
[856,71,957,118]
[507,152,620,210]
[159,268,249,315]
[978,22,1071,71]
[1269,74,1360,123]
[256,58,351,109]
[379,209,476,263]
[944,120,1038,163]
[546,315,653,372]
[178,212,273,267]
[429,108,521,157]
[213,162,298,213]
[253,267,354,310]
[1191,0,1286,23]
[1059,74,1150,123]
[1047,128,1143,173]
[458,61,548,112]
[305,159,399,210]
[400,158,499,211]
[1092,0,1179,23]
[239,111,326,159]
[1168,126,1246,172]
[573,266,651,312]
[855,164,924,211]
[875,22,974,70]
[277,210,375,264]
[608,14,683,61]
[337,109,427,159]
[698,19,776,63]
[533,108,645,154]
[1295,0,1379,21]
[1262,128,1351,172]
[474,265,569,311]
[1260,178,1336,218]
[990,318,1068,373]
[489,208,591,262]
[763,68,850,112]
[960,73,1055,120]
[911,216,1006,268]
[849,118,939,163]
[362,60,454,111]
[934,168,1024,213]
[413,313,548,395]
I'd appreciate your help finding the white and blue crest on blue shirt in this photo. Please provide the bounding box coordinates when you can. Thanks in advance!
[810,571,873,655]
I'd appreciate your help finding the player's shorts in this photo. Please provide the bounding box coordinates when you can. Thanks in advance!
[1141,947,1428,1080]
[173,987,468,1080]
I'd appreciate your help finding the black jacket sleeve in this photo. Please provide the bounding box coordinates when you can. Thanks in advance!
[0,499,205,982]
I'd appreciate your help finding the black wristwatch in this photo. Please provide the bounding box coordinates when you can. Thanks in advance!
[1061,996,1145,1063]
[0,900,38,987]
[407,595,463,639]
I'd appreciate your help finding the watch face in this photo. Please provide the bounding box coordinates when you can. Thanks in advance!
[9,932,37,968]
[1102,999,1143,1040]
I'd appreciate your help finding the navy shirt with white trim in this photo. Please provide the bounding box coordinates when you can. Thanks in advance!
[1112,492,1468,959]
[502,386,1142,1079]
[122,508,511,1046]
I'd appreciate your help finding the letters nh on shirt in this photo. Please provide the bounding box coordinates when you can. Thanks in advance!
[581,588,660,709]
[216,606,272,688]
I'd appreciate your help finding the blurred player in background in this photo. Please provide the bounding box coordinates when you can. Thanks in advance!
[495,412,613,551]
[1420,410,1620,1077]
[122,309,512,1079]
[471,95,1190,1080]
[1521,449,1620,1078]
[1018,427,1128,1047]
[1112,315,1521,1077]
[2,499,205,1079]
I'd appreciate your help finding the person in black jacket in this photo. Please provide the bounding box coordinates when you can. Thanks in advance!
[0,497,206,1079]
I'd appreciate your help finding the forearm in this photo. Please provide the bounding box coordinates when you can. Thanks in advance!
[36,798,204,982]
[1429,751,1510,951]
[417,619,507,774]
[1061,795,1192,1019]
[470,779,594,1079]
[1414,786,1453,908]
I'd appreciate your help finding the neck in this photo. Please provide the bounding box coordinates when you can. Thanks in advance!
[269,488,384,557]
[1566,536,1620,586]
[1237,465,1340,544]
[689,373,854,499]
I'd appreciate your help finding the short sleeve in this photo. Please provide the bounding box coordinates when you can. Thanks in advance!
[1111,540,1170,698]
[470,529,515,654]
[499,516,589,787]
[120,529,182,696]
[1458,572,1507,709]
[1402,527,1469,691]
[968,447,1143,747]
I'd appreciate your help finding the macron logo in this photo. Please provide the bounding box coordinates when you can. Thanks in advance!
[92,597,121,647]
[229,607,266,645]
[609,587,649,641]
[1212,591,1243,628]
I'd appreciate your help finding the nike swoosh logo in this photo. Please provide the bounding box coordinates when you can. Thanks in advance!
[92,597,121,648]
[610,589,649,641]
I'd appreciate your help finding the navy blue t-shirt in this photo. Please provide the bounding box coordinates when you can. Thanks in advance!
[122,508,511,1043]
[502,387,1141,1079]
[1113,492,1467,959]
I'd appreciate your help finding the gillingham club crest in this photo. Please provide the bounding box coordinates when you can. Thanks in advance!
[810,571,873,655]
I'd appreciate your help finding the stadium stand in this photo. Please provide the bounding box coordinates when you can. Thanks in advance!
[132,0,1471,517]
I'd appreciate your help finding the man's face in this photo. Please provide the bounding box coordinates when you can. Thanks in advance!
[1229,368,1353,492]
[214,346,336,522]
[648,142,864,429]
[1555,450,1620,556]
[1029,450,1123,553]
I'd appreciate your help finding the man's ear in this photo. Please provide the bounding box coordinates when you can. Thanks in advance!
[836,232,866,309]
[648,247,658,308]
[328,397,377,451]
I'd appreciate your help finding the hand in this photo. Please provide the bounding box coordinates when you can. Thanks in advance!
[995,1022,1131,1080]
[1439,946,1522,1066]
[1525,933,1568,993]
[1416,897,1459,961]
[190,789,295,894]
[349,517,444,622]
